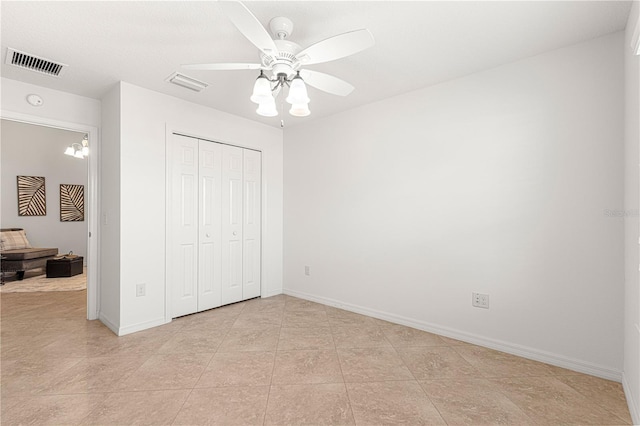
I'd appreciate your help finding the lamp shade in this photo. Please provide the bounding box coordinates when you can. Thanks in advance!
[64,146,75,156]
[256,97,278,117]
[82,146,89,156]
[250,73,273,104]
[73,150,85,159]
[289,103,310,117]
[286,75,309,105]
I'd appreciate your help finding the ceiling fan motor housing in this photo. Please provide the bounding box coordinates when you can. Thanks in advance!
[261,39,301,78]
[269,17,293,39]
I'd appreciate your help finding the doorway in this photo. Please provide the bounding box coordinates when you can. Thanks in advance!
[0,115,99,319]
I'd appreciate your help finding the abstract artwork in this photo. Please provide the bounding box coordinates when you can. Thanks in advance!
[17,175,46,216]
[60,184,84,222]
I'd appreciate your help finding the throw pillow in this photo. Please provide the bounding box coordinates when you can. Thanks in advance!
[0,230,32,251]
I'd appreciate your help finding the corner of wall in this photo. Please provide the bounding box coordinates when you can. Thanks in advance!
[623,370,640,425]
[623,2,640,423]
[98,83,122,329]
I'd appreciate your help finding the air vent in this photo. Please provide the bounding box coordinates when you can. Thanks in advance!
[5,48,67,77]
[166,72,209,92]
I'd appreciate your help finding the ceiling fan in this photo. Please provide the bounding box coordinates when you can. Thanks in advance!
[183,1,375,117]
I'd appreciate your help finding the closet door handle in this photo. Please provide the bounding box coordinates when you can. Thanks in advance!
[205,233,210,238]
[232,231,237,236]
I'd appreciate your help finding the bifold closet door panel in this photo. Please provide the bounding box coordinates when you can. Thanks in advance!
[170,134,199,317]
[243,149,261,300]
[198,140,222,311]
[221,144,244,305]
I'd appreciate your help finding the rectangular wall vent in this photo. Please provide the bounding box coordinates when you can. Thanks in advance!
[166,72,209,92]
[5,48,68,77]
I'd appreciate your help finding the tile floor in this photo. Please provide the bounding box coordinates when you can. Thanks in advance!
[1,290,633,425]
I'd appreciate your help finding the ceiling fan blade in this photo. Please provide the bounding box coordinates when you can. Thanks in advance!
[299,69,354,96]
[182,63,262,71]
[219,1,278,57]
[296,29,374,65]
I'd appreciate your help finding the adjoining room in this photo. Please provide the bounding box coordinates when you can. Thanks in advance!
[1,120,89,294]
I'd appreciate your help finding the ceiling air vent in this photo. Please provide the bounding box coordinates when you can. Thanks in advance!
[5,48,68,77]
[166,72,209,92]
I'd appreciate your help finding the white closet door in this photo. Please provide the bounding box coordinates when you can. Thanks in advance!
[171,134,199,317]
[243,149,261,299]
[221,144,244,305]
[198,141,222,311]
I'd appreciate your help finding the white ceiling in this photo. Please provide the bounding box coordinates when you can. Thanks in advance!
[0,1,631,128]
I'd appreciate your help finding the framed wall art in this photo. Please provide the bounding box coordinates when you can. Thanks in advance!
[17,175,46,216]
[60,184,85,222]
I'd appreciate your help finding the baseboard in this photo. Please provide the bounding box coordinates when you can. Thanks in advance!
[98,312,119,336]
[263,288,283,298]
[117,317,170,336]
[284,288,623,382]
[622,373,640,425]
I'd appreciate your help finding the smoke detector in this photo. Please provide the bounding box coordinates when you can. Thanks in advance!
[26,94,44,107]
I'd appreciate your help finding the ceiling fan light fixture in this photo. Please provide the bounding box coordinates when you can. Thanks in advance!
[81,135,89,156]
[250,71,273,104]
[257,97,278,117]
[289,103,310,117]
[285,74,309,105]
[64,134,89,159]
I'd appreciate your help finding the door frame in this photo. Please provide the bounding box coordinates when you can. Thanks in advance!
[0,110,100,319]
[165,126,264,322]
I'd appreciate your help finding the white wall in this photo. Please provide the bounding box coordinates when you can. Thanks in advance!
[104,82,283,335]
[623,2,640,423]
[284,33,625,379]
[99,83,122,330]
[1,78,101,126]
[1,119,88,258]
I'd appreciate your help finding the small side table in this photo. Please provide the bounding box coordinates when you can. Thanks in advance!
[47,256,83,278]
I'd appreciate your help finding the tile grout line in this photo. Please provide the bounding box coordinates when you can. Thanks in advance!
[329,305,359,425]
[557,378,631,424]
[168,311,237,424]
[392,337,451,425]
[262,324,282,426]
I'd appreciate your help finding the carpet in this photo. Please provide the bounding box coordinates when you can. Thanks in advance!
[0,267,87,293]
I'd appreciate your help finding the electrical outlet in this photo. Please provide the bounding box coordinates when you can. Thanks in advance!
[136,283,146,297]
[304,266,310,276]
[472,292,489,309]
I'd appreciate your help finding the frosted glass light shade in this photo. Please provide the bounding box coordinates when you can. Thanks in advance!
[286,76,309,105]
[73,150,85,159]
[82,146,89,156]
[250,74,272,104]
[289,103,310,117]
[64,146,75,156]
[257,97,278,117]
